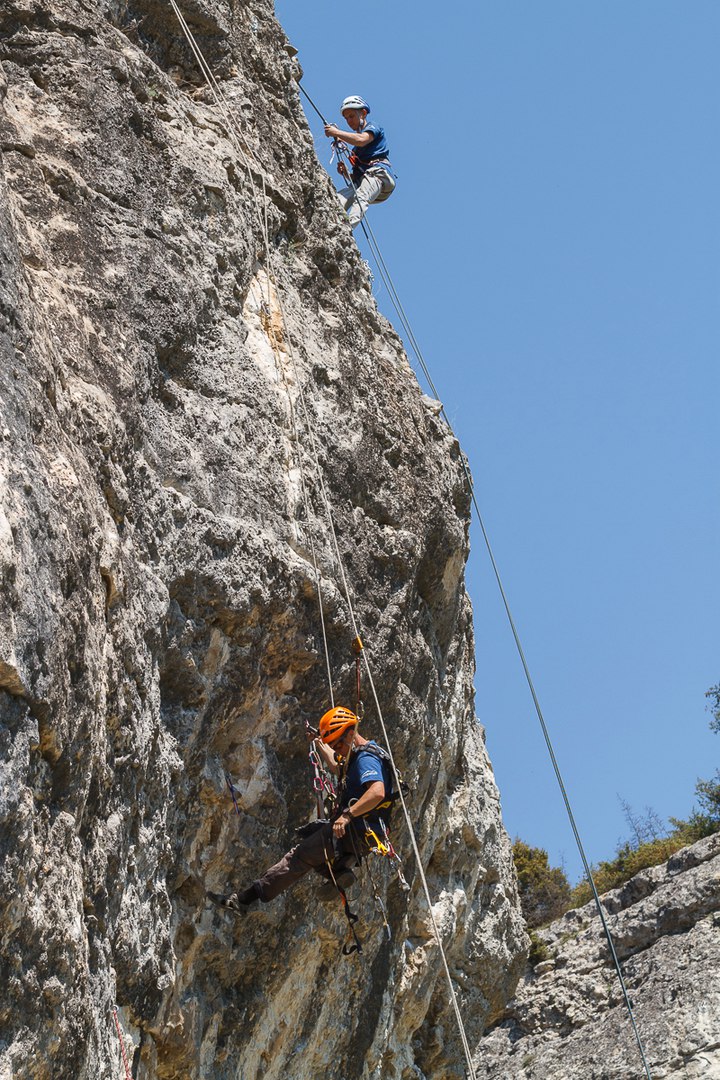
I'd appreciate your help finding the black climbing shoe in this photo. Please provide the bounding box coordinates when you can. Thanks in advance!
[316,869,356,901]
[207,891,248,913]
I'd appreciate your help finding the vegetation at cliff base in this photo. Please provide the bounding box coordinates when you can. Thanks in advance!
[512,840,571,928]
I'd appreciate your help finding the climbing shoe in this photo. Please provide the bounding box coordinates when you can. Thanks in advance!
[207,886,258,912]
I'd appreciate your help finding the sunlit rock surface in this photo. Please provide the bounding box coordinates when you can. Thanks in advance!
[0,1,527,1076]
[477,833,720,1080]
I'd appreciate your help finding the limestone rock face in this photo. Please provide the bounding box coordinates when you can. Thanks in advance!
[0,2,526,1077]
[478,833,720,1080]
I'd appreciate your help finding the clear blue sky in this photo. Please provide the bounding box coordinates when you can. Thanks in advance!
[274,1,720,882]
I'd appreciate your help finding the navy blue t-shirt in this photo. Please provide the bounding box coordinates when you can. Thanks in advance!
[343,741,392,822]
[350,122,391,180]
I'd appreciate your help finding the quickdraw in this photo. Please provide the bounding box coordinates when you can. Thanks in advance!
[376,818,410,892]
[225,773,241,817]
[364,825,390,857]
[352,635,364,721]
[354,827,391,942]
[330,137,344,172]
[360,820,409,894]
[305,719,338,819]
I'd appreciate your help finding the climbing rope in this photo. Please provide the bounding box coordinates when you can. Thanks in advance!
[112,1007,132,1080]
[225,773,241,816]
[330,136,655,1080]
[165,39,646,1055]
[162,11,473,1079]
[161,11,656,1077]
[343,604,479,1078]
[167,0,336,708]
[298,83,330,126]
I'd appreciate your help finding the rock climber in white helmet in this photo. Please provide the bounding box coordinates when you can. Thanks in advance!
[324,95,396,228]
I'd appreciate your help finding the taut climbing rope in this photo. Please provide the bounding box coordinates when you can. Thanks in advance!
[163,12,472,1078]
[167,0,337,709]
[298,82,330,126]
[328,131,655,1080]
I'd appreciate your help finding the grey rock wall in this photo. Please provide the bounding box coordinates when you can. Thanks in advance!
[478,832,720,1079]
[0,2,526,1077]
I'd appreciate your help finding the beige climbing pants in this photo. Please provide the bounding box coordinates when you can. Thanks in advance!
[338,166,396,229]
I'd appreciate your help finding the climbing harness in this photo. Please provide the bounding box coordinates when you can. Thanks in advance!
[347,150,394,179]
[306,816,364,955]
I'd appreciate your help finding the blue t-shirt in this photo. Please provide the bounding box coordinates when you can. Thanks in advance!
[343,742,392,820]
[350,122,391,178]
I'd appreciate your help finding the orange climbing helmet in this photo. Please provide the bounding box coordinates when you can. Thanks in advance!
[319,706,358,746]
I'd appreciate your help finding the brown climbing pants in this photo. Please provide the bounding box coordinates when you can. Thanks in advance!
[252,821,361,902]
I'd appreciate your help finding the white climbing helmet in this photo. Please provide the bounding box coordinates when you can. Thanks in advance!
[341,95,370,115]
